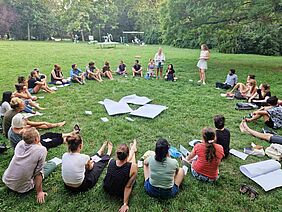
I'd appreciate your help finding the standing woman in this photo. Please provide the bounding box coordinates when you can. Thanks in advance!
[197,44,210,85]
[154,47,165,79]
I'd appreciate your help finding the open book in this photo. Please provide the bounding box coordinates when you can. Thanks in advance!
[240,159,282,191]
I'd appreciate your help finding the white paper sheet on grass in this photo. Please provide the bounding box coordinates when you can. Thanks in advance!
[130,104,168,119]
[230,149,248,160]
[240,159,282,191]
[119,94,152,105]
[103,99,133,116]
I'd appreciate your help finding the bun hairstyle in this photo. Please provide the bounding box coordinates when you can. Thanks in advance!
[66,134,82,152]
[155,138,169,162]
[116,144,129,161]
[202,128,217,163]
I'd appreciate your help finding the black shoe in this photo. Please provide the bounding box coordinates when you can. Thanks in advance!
[74,124,81,133]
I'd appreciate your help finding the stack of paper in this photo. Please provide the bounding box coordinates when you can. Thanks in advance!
[130,104,168,119]
[119,94,152,105]
[103,99,133,116]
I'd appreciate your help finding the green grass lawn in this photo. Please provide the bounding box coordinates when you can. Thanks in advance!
[0,41,282,212]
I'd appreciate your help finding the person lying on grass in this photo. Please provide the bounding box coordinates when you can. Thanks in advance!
[103,140,138,212]
[143,138,184,199]
[62,136,112,192]
[8,113,75,150]
[132,60,143,77]
[2,97,65,138]
[28,70,54,94]
[86,61,103,82]
[248,83,271,107]
[70,63,86,85]
[102,61,114,80]
[240,120,282,145]
[185,128,224,182]
[2,127,53,204]
[51,64,70,85]
[214,115,230,158]
[245,96,282,130]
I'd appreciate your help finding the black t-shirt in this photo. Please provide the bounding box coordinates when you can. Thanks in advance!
[102,65,110,73]
[257,89,271,100]
[216,128,230,158]
[119,64,126,72]
[167,69,175,75]
[133,64,141,71]
[28,78,38,89]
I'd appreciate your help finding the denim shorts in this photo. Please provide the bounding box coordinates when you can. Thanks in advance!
[191,168,218,183]
[144,179,179,199]
[28,88,34,94]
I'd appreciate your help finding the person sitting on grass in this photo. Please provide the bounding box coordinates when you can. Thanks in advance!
[165,64,177,81]
[86,61,103,82]
[51,64,69,85]
[215,69,238,89]
[70,63,86,85]
[147,59,155,78]
[102,61,114,80]
[0,91,12,117]
[2,97,65,138]
[13,84,45,111]
[226,78,257,100]
[62,136,112,192]
[8,113,75,150]
[144,138,184,199]
[214,115,230,158]
[2,127,55,204]
[28,70,54,94]
[240,120,282,145]
[132,60,143,77]
[245,96,282,129]
[116,60,127,76]
[248,83,271,107]
[18,76,37,101]
[103,140,138,212]
[185,128,224,182]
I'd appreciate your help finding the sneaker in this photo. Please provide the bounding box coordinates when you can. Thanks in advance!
[197,80,202,83]
[202,81,206,85]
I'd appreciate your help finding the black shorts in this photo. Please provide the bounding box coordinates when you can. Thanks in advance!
[265,119,274,129]
[270,135,282,145]
[65,154,110,192]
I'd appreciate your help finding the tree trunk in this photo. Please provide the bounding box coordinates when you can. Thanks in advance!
[27,23,30,41]
[81,30,85,42]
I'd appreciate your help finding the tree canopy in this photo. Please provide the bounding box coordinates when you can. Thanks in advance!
[0,0,281,55]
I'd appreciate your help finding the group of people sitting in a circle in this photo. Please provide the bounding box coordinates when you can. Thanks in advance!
[0,49,281,211]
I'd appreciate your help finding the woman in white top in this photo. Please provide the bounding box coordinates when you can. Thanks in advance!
[0,91,12,117]
[62,134,112,192]
[154,47,166,79]
[197,44,210,85]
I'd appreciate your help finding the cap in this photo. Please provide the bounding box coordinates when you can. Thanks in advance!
[11,113,26,128]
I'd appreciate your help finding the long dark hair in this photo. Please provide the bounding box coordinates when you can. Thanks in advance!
[202,128,217,163]
[66,134,82,152]
[155,138,169,162]
[2,91,12,104]
[116,144,129,161]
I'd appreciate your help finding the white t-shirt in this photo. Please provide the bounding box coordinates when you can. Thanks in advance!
[0,101,11,116]
[62,152,90,185]
[154,53,166,65]
[199,50,209,60]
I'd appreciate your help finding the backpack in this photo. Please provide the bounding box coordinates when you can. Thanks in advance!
[265,144,282,161]
[235,102,259,110]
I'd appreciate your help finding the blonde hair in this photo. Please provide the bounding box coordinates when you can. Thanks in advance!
[23,127,40,144]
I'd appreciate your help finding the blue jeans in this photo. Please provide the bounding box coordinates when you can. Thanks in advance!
[191,168,218,183]
[144,179,179,199]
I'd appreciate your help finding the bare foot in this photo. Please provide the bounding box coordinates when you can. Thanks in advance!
[130,139,137,153]
[57,121,66,127]
[38,107,46,110]
[107,141,113,156]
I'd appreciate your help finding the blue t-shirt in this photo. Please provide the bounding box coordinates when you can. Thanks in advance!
[70,69,82,78]
[224,74,238,87]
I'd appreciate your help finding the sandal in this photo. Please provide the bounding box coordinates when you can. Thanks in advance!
[74,124,81,133]
[240,184,250,194]
[248,187,259,200]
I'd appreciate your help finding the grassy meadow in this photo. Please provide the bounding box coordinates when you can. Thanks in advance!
[0,41,282,211]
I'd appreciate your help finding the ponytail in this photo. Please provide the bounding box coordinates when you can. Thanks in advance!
[202,128,217,163]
